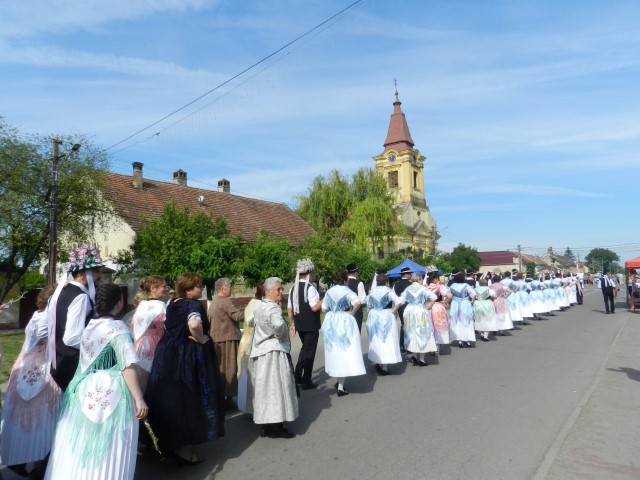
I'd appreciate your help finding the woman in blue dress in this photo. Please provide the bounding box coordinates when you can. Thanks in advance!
[366,274,402,375]
[449,272,477,348]
[145,272,224,465]
[400,274,437,365]
[320,270,365,397]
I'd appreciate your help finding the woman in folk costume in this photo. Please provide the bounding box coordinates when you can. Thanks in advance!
[501,272,524,324]
[568,275,578,305]
[425,268,452,347]
[320,269,365,397]
[366,273,402,375]
[1,286,61,477]
[490,275,513,335]
[554,277,570,310]
[236,283,264,414]
[473,279,498,341]
[543,276,560,314]
[131,275,167,392]
[528,276,547,318]
[449,272,477,348]
[401,273,438,365]
[45,284,148,480]
[515,273,534,321]
[249,278,298,439]
[145,272,224,465]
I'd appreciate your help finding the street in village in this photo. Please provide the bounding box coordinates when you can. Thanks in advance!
[2,286,639,480]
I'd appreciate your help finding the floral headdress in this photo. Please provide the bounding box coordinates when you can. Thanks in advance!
[425,265,439,274]
[68,243,104,273]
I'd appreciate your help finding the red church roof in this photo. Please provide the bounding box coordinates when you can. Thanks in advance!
[383,92,415,152]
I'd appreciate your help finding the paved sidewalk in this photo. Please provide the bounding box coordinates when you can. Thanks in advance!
[537,307,640,479]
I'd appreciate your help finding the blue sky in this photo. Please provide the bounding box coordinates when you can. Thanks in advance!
[2,0,639,264]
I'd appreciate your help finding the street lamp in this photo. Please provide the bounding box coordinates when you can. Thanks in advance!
[47,140,81,285]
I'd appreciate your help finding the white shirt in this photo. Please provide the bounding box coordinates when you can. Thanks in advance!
[348,275,367,304]
[287,279,320,309]
[62,281,93,349]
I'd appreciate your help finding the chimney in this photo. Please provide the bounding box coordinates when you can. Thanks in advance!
[132,162,143,189]
[217,178,230,193]
[173,169,187,186]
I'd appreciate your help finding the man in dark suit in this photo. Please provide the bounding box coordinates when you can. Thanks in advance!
[598,272,616,314]
[393,266,412,353]
[465,270,478,288]
[288,259,323,390]
[346,263,367,332]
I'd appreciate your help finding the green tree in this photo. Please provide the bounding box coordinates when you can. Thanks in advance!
[450,243,480,273]
[584,248,620,273]
[563,247,576,260]
[296,232,378,288]
[115,202,241,296]
[526,261,537,276]
[239,231,294,288]
[296,168,403,255]
[0,118,110,303]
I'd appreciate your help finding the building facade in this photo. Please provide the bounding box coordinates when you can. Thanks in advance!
[372,91,438,257]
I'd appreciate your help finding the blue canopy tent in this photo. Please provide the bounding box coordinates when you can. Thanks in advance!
[387,258,427,279]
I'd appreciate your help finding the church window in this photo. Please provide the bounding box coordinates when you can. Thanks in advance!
[413,171,418,188]
[388,170,399,188]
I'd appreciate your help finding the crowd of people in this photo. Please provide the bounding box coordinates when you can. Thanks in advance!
[0,242,592,479]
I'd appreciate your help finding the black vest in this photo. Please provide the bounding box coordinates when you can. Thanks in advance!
[292,282,320,332]
[393,278,411,297]
[52,284,94,389]
[347,277,364,322]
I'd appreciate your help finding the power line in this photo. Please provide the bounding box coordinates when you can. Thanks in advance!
[104,0,366,153]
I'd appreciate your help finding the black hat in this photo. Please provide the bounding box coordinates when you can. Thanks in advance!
[400,266,412,275]
[466,269,475,275]
[346,263,359,273]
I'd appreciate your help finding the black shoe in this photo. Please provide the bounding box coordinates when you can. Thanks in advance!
[498,331,506,336]
[300,381,318,390]
[465,341,472,347]
[379,368,391,376]
[337,388,349,397]
[522,321,531,325]
[411,356,420,365]
[605,312,610,314]
[480,336,489,342]
[260,425,271,437]
[268,424,296,439]
[418,360,428,367]
[375,364,383,374]
[400,348,408,354]
[458,342,465,348]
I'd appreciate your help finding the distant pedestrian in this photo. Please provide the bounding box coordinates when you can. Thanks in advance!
[597,273,616,314]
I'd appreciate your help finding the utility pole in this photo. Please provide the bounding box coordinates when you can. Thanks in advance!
[517,244,522,272]
[47,139,62,285]
[47,140,80,285]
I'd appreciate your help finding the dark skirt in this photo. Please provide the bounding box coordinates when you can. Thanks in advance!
[145,337,225,450]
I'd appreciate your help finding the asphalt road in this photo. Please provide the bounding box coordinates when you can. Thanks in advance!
[132,285,633,480]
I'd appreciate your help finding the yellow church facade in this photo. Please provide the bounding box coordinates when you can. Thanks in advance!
[373,92,438,257]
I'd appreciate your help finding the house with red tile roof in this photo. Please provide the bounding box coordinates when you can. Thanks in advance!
[93,164,315,262]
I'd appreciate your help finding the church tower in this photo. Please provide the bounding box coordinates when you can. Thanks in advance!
[373,89,438,256]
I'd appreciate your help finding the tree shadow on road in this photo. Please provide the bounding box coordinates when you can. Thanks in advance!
[606,367,640,382]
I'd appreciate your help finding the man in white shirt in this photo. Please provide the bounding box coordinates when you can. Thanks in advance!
[597,272,616,314]
[50,244,103,390]
[288,259,323,390]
